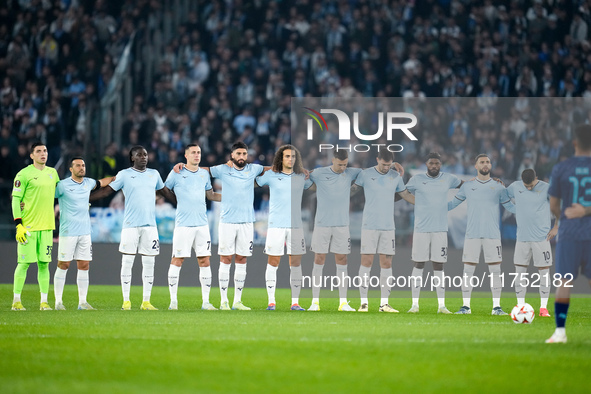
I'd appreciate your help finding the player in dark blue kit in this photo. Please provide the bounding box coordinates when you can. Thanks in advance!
[546,124,591,343]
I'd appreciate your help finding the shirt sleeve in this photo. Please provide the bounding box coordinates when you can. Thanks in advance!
[506,183,515,200]
[448,184,466,211]
[109,171,124,191]
[55,181,63,198]
[11,171,26,219]
[395,177,406,193]
[304,178,314,189]
[253,164,264,176]
[164,170,175,190]
[155,173,165,190]
[449,174,462,189]
[349,167,362,181]
[406,176,416,193]
[256,171,269,186]
[210,164,222,179]
[354,171,364,187]
[500,187,516,213]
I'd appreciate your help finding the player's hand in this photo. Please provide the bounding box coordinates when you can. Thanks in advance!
[20,202,24,210]
[546,226,558,241]
[16,224,31,245]
[564,203,586,219]
[225,160,232,167]
[492,177,505,186]
[392,162,404,176]
[173,162,185,173]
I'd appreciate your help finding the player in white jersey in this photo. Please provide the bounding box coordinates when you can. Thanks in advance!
[165,144,221,311]
[53,157,114,310]
[256,145,313,311]
[354,150,415,313]
[307,149,361,312]
[210,142,265,311]
[448,154,514,315]
[405,153,462,314]
[92,146,176,310]
[505,169,558,317]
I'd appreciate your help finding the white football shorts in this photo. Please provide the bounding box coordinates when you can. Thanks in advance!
[218,222,253,256]
[310,226,350,254]
[264,227,306,256]
[172,225,212,258]
[58,235,92,261]
[514,240,553,267]
[412,232,448,263]
[462,238,502,263]
[119,226,160,256]
[360,229,395,255]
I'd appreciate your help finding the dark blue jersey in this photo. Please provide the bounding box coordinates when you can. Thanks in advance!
[548,156,591,241]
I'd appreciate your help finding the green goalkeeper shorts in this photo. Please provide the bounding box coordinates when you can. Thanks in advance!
[17,230,53,263]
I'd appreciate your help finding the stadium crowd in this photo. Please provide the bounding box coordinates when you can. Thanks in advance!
[2,0,591,204]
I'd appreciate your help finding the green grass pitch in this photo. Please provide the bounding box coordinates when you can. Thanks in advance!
[1,284,590,393]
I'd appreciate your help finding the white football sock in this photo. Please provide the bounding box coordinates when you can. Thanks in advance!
[311,263,324,300]
[539,268,550,309]
[40,292,48,303]
[53,267,67,304]
[199,265,212,304]
[515,265,528,305]
[13,293,21,303]
[461,264,476,308]
[358,265,371,305]
[77,269,89,304]
[265,264,278,304]
[433,270,446,308]
[141,255,155,302]
[218,263,231,303]
[336,264,348,304]
[489,264,502,308]
[290,265,302,304]
[121,254,134,302]
[410,267,424,307]
[380,267,392,305]
[233,263,247,304]
[168,265,181,304]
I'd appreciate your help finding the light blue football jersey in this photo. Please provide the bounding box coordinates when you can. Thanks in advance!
[406,172,462,233]
[506,180,552,242]
[309,166,362,227]
[109,168,165,228]
[448,178,514,239]
[256,171,313,228]
[210,163,264,224]
[355,167,405,230]
[55,177,98,236]
[165,167,212,227]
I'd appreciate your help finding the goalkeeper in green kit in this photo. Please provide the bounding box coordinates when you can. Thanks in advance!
[11,142,59,311]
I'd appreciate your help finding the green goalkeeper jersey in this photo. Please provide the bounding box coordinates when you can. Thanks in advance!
[12,165,59,231]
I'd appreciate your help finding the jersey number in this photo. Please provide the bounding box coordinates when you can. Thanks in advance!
[152,240,160,250]
[441,247,447,257]
[568,176,591,205]
[46,245,52,256]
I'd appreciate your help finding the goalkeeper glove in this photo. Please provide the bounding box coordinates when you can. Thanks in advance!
[16,224,31,245]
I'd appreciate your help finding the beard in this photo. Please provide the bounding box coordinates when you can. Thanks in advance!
[427,168,440,177]
[232,157,246,168]
[479,168,490,176]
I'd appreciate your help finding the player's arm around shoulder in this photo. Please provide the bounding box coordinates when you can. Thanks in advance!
[156,183,177,205]
[397,189,415,204]
[206,188,221,202]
